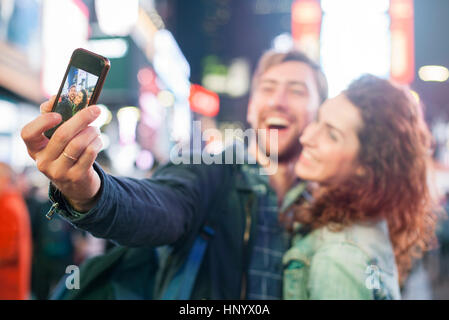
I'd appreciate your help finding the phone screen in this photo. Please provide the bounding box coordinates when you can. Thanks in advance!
[44,48,109,139]
[54,66,100,122]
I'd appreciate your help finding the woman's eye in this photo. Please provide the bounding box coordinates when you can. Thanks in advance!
[328,130,338,141]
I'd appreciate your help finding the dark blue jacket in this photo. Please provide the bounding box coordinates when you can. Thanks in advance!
[51,155,259,299]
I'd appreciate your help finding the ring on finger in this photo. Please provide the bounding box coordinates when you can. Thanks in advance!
[62,151,78,162]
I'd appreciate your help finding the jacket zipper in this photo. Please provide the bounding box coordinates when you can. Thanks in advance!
[46,188,60,220]
[46,202,59,220]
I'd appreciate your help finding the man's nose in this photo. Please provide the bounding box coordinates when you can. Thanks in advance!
[269,88,288,110]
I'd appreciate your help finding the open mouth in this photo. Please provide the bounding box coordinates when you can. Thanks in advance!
[265,117,290,130]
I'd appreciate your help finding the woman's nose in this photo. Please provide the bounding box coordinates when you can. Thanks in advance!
[300,123,318,147]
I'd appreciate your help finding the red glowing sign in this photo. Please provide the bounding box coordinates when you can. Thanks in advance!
[189,84,220,117]
[390,0,414,84]
[291,0,322,60]
[137,67,159,95]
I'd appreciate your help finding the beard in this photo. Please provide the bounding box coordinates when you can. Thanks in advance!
[278,138,302,162]
[256,130,302,163]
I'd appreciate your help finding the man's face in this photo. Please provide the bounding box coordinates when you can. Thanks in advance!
[247,61,321,162]
[68,87,77,101]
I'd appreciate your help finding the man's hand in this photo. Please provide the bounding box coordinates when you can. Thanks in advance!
[21,96,103,212]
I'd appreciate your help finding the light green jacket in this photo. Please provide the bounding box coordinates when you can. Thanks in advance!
[283,220,401,300]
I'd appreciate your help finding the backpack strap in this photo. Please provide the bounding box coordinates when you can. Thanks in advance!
[161,225,215,299]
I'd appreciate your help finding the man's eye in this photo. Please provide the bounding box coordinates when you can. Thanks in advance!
[291,89,306,96]
[260,86,274,93]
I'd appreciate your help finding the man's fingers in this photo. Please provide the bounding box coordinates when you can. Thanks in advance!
[72,136,103,174]
[40,96,57,114]
[56,126,101,170]
[21,112,63,158]
[45,106,101,161]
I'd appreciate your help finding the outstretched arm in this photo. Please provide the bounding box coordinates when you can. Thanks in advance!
[50,160,232,247]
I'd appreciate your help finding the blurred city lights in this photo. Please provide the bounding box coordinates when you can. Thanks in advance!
[0,99,17,132]
[171,102,191,143]
[320,0,391,97]
[291,0,321,60]
[226,58,250,98]
[87,38,129,59]
[139,93,165,128]
[201,55,227,94]
[203,74,227,94]
[321,0,389,13]
[390,0,414,17]
[418,65,449,82]
[10,104,41,169]
[41,0,89,97]
[390,0,414,84]
[95,0,139,36]
[99,133,110,151]
[189,84,220,117]
[111,143,139,175]
[292,0,321,23]
[410,90,420,103]
[117,106,140,145]
[137,68,156,86]
[272,33,294,53]
[202,57,249,97]
[136,149,154,171]
[157,90,175,108]
[90,104,113,129]
[137,67,159,96]
[153,29,191,99]
[117,106,140,121]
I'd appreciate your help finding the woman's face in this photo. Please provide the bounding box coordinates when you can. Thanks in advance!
[74,91,83,106]
[295,94,363,186]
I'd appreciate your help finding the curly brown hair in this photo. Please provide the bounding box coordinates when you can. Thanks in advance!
[292,74,440,284]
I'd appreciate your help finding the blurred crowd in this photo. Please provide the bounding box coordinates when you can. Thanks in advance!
[0,152,114,300]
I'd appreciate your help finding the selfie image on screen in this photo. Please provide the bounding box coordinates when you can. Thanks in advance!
[54,66,99,123]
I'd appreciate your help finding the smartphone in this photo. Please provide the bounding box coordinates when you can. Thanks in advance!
[44,48,110,139]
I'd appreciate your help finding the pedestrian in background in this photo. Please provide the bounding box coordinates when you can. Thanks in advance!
[0,162,32,300]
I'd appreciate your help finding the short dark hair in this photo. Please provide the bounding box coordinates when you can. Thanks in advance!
[251,49,328,104]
